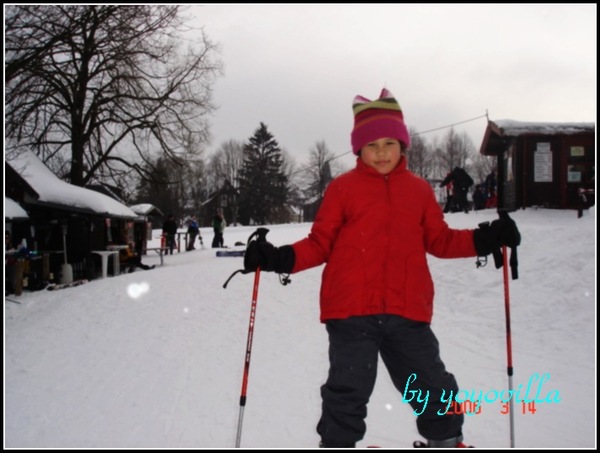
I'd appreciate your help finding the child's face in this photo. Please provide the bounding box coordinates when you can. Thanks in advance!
[359,138,402,175]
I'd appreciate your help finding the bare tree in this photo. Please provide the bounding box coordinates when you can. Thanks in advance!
[299,141,342,201]
[433,128,475,179]
[206,140,245,193]
[206,140,245,224]
[470,154,497,186]
[5,5,222,188]
[5,6,78,83]
[134,156,188,221]
[280,148,306,223]
[406,128,435,179]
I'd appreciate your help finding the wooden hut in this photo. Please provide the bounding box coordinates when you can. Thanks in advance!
[5,151,137,283]
[201,180,239,227]
[479,120,595,211]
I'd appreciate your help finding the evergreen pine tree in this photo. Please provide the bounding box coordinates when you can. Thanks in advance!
[237,123,289,225]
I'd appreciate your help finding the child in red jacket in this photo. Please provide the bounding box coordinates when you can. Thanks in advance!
[245,88,520,448]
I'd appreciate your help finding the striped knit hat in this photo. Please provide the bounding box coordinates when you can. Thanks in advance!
[351,88,410,154]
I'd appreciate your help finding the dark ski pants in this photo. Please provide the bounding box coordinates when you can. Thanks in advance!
[317,314,463,448]
[187,233,197,250]
[165,234,176,255]
[212,232,224,248]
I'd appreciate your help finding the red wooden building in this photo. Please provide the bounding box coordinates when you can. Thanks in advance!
[479,120,595,211]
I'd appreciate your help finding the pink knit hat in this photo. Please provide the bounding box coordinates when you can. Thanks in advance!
[350,88,410,154]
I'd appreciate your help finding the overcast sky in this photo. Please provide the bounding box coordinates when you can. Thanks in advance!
[189,4,596,169]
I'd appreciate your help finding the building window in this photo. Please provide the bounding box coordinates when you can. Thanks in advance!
[567,145,594,185]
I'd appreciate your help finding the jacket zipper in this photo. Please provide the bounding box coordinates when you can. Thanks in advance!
[383,175,392,313]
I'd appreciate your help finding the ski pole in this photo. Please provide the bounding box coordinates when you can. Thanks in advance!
[502,244,515,448]
[223,227,271,446]
[235,265,261,448]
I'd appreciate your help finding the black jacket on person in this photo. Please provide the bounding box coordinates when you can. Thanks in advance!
[162,219,177,236]
[440,167,474,191]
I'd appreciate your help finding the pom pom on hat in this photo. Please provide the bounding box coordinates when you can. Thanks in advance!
[350,88,410,154]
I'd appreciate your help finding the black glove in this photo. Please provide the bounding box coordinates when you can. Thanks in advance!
[473,216,521,257]
[244,241,295,274]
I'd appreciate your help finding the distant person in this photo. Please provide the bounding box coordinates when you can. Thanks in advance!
[119,242,155,273]
[440,172,454,213]
[473,184,487,211]
[440,167,474,213]
[242,87,521,448]
[187,216,200,251]
[162,214,178,255]
[485,168,498,208]
[211,210,226,248]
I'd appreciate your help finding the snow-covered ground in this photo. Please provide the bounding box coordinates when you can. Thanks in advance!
[5,207,596,449]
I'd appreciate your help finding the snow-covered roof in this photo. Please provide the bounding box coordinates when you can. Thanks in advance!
[129,203,164,217]
[5,197,29,220]
[6,151,137,218]
[491,120,595,136]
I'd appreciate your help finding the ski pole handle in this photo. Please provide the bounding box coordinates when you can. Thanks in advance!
[492,248,503,270]
[255,227,269,243]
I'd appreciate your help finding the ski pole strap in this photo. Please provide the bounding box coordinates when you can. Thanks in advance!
[222,228,270,289]
[509,245,519,280]
[491,246,518,280]
[492,247,503,270]
[223,269,251,289]
[475,255,488,268]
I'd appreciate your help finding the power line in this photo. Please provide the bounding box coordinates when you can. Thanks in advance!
[413,113,488,136]
[293,112,489,177]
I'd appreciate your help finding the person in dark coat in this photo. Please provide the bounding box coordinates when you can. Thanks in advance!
[211,210,226,248]
[440,172,454,213]
[485,169,498,208]
[162,214,178,255]
[473,184,487,211]
[440,167,474,213]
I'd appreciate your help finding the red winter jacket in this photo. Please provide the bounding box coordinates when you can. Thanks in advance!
[291,157,477,323]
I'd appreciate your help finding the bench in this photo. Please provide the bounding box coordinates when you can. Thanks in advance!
[146,247,169,266]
